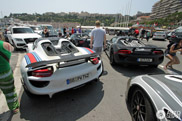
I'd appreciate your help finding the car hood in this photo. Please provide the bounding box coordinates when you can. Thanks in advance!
[150,74,182,102]
[141,74,182,113]
[11,33,41,39]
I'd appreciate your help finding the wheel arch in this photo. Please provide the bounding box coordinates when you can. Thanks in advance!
[126,84,158,113]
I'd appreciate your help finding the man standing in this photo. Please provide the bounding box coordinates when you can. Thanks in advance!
[90,20,106,56]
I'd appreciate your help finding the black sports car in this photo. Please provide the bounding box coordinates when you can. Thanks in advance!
[69,33,90,47]
[105,36,164,67]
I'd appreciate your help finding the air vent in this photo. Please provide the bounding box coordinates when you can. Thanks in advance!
[165,75,182,83]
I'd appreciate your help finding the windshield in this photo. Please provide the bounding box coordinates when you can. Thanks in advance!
[30,27,42,31]
[75,34,89,38]
[42,26,53,30]
[13,28,34,34]
[155,32,165,34]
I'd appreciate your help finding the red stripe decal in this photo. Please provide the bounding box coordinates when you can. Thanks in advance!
[84,47,94,53]
[27,53,37,63]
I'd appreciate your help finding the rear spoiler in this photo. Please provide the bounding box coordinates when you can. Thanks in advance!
[26,53,98,68]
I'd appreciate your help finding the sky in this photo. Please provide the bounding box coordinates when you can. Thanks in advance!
[0,0,158,17]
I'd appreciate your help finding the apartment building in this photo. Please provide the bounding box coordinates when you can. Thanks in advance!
[150,0,182,19]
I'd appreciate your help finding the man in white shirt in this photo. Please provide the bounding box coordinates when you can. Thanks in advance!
[90,20,106,56]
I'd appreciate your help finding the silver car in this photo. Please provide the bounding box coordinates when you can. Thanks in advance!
[153,31,166,40]
[126,74,182,121]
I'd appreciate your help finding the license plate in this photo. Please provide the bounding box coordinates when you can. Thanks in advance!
[67,73,90,84]
[137,58,152,62]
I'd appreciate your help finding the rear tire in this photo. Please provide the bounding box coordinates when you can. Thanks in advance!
[110,51,116,65]
[130,88,157,121]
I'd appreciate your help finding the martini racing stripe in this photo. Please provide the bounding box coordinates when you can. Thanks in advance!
[81,47,95,54]
[24,52,42,65]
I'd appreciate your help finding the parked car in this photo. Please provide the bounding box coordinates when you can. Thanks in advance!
[126,74,182,121]
[152,31,166,40]
[7,26,41,49]
[105,36,164,67]
[21,37,103,98]
[69,33,90,47]
[29,25,43,35]
[170,28,182,42]
[39,24,58,37]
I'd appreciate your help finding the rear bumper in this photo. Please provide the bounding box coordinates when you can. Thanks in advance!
[114,53,164,66]
[22,61,103,97]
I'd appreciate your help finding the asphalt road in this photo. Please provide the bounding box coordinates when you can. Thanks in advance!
[1,36,182,121]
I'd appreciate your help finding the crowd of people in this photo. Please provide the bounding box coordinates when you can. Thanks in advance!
[128,27,151,42]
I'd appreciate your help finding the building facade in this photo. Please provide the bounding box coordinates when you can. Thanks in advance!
[151,0,182,19]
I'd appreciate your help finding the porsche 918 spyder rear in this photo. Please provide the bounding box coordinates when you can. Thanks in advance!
[20,54,102,98]
[113,48,164,67]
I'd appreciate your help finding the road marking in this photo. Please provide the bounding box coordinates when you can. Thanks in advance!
[159,65,178,75]
[0,53,25,120]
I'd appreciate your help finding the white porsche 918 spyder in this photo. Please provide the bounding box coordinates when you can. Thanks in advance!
[20,37,103,98]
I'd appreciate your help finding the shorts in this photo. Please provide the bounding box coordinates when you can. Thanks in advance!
[165,49,176,56]
[93,47,103,56]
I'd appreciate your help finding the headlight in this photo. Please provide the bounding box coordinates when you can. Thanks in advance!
[15,38,23,41]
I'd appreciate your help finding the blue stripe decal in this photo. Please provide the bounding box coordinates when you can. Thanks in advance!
[25,55,30,64]
[24,55,29,65]
[24,55,31,70]
[33,52,42,61]
[81,47,91,54]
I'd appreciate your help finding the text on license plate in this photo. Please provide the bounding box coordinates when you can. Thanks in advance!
[137,58,152,62]
[67,73,90,84]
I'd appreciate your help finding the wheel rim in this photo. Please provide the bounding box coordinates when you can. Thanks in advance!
[131,91,146,121]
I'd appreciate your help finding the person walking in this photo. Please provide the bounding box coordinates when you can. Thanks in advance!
[164,39,182,70]
[0,40,19,113]
[90,20,106,56]
[63,26,66,37]
[146,30,150,42]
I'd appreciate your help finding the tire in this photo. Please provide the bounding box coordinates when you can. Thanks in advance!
[130,88,157,121]
[110,50,116,65]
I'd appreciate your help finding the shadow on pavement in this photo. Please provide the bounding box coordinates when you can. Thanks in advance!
[111,64,166,78]
[18,81,104,121]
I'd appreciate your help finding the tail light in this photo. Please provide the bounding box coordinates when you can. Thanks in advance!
[118,50,132,54]
[171,35,176,38]
[32,67,53,77]
[79,40,84,44]
[91,57,99,65]
[153,50,163,55]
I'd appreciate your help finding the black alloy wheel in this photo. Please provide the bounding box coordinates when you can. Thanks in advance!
[130,88,156,121]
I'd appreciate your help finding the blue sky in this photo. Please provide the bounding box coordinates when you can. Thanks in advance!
[0,0,158,17]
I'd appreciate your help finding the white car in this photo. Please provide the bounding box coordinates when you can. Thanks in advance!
[20,37,103,98]
[29,25,43,35]
[7,26,41,49]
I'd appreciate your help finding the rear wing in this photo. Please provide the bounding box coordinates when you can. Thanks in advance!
[26,53,98,68]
